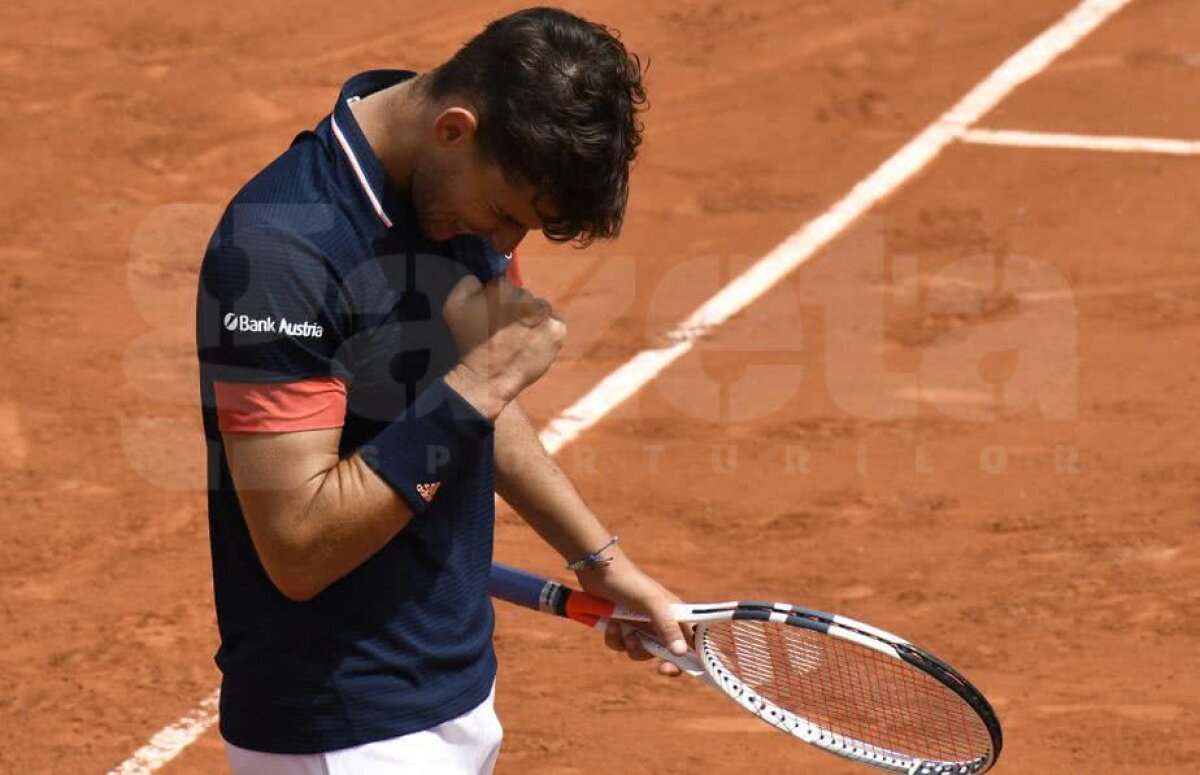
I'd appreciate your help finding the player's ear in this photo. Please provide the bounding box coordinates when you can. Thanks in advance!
[432,107,478,147]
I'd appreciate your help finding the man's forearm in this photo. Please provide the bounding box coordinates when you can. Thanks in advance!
[227,378,492,601]
[257,399,602,601]
[493,401,612,563]
[226,429,418,601]
[492,402,690,657]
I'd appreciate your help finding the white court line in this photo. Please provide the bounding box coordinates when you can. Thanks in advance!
[540,0,1133,454]
[109,690,219,774]
[108,0,1134,771]
[962,127,1200,155]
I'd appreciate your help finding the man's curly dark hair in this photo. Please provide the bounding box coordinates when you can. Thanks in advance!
[429,6,647,246]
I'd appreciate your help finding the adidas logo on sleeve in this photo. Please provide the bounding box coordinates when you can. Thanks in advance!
[415,482,442,503]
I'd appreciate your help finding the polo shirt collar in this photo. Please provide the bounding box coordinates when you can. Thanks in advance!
[330,70,417,230]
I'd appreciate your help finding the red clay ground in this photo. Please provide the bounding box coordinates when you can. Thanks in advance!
[2,0,1197,773]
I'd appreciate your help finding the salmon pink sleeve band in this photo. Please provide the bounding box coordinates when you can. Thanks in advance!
[215,377,348,433]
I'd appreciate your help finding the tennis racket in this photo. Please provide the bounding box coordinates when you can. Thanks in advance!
[489,562,1002,774]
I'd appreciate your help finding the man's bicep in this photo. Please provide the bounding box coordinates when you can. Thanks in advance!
[215,376,349,518]
[223,427,343,499]
[224,426,341,543]
[222,426,344,599]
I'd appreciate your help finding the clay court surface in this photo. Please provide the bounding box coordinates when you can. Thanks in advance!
[2,0,1198,772]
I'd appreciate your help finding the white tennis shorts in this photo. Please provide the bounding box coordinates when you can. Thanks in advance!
[224,683,502,774]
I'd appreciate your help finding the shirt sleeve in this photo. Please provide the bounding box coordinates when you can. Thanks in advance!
[214,377,348,433]
[198,224,352,385]
[198,224,353,433]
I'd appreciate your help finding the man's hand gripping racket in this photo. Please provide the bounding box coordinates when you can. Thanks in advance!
[490,562,1003,774]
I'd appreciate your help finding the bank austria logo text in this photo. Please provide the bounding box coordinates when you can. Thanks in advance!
[223,312,324,339]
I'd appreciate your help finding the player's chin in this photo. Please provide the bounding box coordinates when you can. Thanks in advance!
[421,217,459,242]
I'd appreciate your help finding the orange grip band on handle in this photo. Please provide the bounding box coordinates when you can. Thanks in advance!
[564,589,616,623]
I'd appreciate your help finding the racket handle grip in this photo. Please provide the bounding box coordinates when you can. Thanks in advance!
[489,562,555,612]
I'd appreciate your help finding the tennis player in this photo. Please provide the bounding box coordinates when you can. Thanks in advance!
[195,7,686,774]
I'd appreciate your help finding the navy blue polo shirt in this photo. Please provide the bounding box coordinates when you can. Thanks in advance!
[195,70,511,753]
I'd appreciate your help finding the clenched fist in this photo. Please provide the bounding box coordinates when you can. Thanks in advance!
[442,275,566,420]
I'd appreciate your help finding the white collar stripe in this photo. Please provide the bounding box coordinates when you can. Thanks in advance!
[330,114,393,229]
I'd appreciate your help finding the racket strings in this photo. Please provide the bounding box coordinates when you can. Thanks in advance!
[702,621,991,765]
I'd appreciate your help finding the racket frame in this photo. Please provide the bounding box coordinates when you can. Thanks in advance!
[489,563,1002,774]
